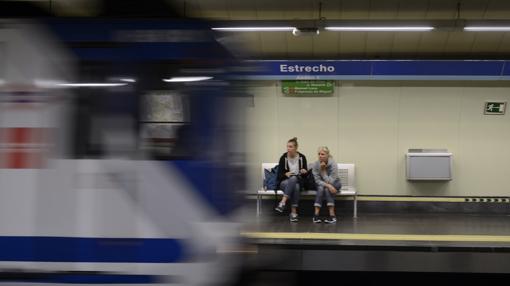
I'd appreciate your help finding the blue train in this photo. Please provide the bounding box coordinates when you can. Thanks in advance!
[0,15,246,285]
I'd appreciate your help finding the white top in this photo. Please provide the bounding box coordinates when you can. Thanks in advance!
[287,156,299,175]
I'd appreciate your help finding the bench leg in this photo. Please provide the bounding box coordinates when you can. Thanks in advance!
[353,195,358,219]
[256,194,261,217]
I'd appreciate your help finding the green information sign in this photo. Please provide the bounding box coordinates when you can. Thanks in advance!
[281,80,334,95]
[484,101,506,115]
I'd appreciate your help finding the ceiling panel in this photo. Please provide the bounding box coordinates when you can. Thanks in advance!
[253,1,284,20]
[192,0,229,19]
[443,32,477,53]
[416,32,450,53]
[496,33,510,53]
[365,32,395,56]
[319,0,344,20]
[470,33,504,53]
[425,0,459,19]
[183,0,203,18]
[283,0,317,19]
[391,33,422,55]
[484,0,510,19]
[260,32,288,57]
[339,0,371,19]
[395,0,429,19]
[457,0,490,19]
[312,31,340,58]
[338,32,367,56]
[226,0,258,20]
[168,0,510,59]
[368,0,400,20]
[285,33,314,57]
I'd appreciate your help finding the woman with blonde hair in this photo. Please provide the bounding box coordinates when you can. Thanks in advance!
[311,146,341,223]
[274,137,308,222]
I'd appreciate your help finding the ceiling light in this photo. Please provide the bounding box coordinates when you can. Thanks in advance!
[34,79,67,88]
[464,26,510,31]
[119,78,136,83]
[163,77,213,82]
[325,26,434,31]
[292,27,320,36]
[211,27,295,32]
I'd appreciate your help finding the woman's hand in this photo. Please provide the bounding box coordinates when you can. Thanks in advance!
[300,169,307,175]
[320,161,327,170]
[285,172,292,178]
[327,184,337,194]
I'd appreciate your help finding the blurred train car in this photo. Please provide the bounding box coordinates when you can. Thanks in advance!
[0,11,246,286]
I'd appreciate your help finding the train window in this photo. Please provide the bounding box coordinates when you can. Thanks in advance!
[140,91,190,159]
[141,90,189,122]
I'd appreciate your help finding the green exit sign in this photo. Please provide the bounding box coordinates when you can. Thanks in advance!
[281,80,334,95]
[484,102,506,115]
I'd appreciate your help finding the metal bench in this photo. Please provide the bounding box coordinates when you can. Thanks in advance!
[257,163,357,218]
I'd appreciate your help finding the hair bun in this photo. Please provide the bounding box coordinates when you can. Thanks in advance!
[287,137,298,147]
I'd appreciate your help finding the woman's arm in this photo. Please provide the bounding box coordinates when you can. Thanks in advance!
[277,155,288,181]
[299,154,308,174]
[325,162,339,184]
[312,163,326,187]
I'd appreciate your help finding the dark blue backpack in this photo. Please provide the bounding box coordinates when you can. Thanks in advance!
[263,165,279,190]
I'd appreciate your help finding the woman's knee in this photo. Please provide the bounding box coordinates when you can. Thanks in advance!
[288,176,299,184]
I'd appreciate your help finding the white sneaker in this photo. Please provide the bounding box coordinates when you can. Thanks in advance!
[274,202,285,213]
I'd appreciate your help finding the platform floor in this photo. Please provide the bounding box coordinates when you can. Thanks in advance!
[240,214,510,273]
[243,213,510,249]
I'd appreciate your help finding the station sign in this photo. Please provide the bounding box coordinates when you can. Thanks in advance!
[281,80,334,95]
[239,60,510,81]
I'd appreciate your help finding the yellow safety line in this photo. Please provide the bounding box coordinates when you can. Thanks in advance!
[241,232,510,242]
[358,197,465,202]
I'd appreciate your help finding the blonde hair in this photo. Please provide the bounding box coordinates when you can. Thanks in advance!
[317,146,332,158]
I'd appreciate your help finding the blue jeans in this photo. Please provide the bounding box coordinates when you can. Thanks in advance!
[280,176,300,208]
[314,179,342,207]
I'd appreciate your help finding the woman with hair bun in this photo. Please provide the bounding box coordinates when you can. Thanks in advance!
[274,137,308,222]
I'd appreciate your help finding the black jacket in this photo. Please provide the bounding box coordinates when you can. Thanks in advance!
[276,152,308,186]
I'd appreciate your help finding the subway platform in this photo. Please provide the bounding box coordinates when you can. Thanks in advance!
[241,213,510,273]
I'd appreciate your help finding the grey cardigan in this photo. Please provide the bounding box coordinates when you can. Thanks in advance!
[311,159,339,187]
